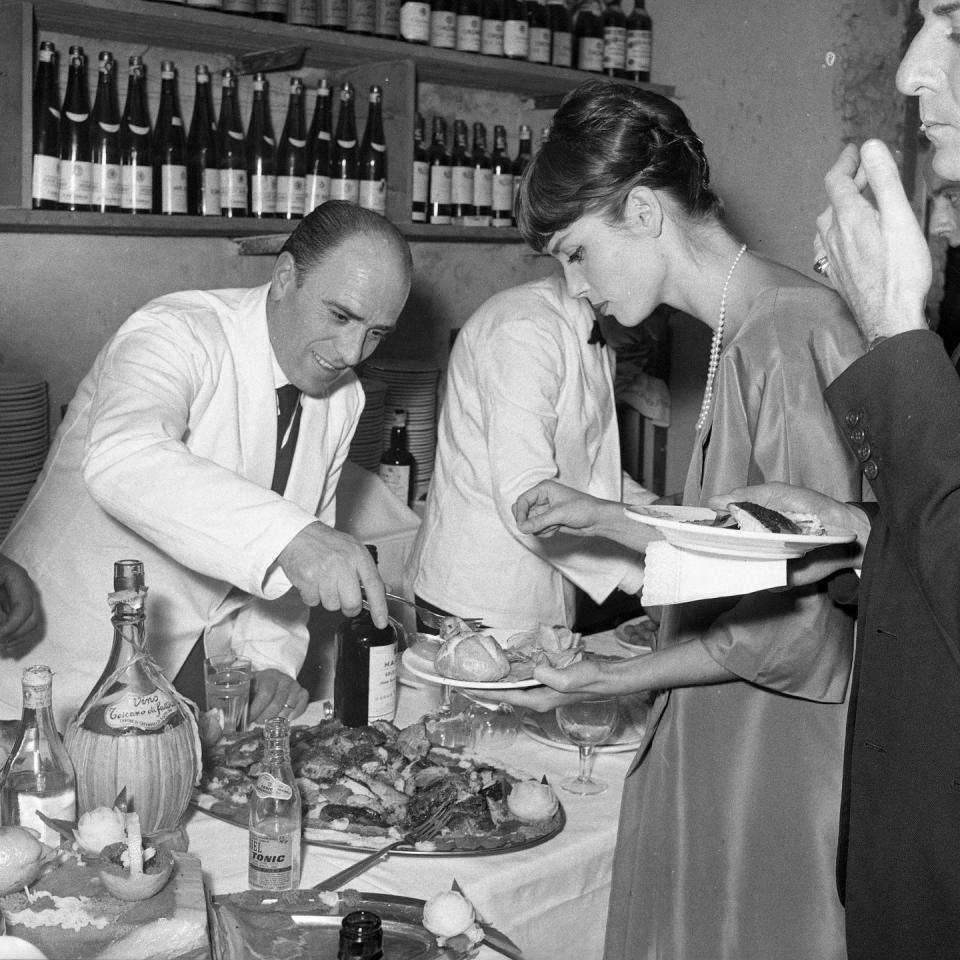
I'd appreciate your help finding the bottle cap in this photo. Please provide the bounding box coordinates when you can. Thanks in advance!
[392,408,407,427]
[22,665,53,689]
[114,559,145,591]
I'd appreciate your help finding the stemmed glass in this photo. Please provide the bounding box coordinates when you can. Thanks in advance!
[555,697,620,795]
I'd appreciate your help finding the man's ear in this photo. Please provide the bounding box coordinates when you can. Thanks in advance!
[624,185,664,239]
[270,251,297,300]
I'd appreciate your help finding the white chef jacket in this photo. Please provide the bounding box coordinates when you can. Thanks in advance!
[1,284,363,727]
[411,273,655,629]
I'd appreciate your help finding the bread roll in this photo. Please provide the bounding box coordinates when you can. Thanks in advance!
[434,632,511,682]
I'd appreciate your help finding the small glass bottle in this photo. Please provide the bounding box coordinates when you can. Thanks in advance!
[0,666,77,848]
[248,716,302,892]
[32,40,61,211]
[378,409,416,505]
[338,911,384,960]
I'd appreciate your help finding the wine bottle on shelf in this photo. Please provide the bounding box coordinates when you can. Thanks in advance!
[255,0,287,19]
[427,115,452,225]
[400,0,431,42]
[358,85,387,216]
[374,0,400,37]
[454,0,481,53]
[330,82,359,204]
[490,123,513,228]
[334,545,398,727]
[428,0,456,48]
[526,0,551,64]
[318,0,348,29]
[511,122,531,211]
[276,76,307,220]
[246,72,277,218]
[573,0,603,72]
[186,0,223,8]
[288,0,317,24]
[624,0,652,82]
[602,0,626,77]
[119,55,152,215]
[546,0,572,67]
[0,666,76,849]
[152,60,188,215]
[222,0,256,12]
[187,64,221,217]
[378,409,416,505]
[90,52,122,214]
[450,118,474,221]
[539,125,550,147]
[305,78,332,213]
[58,45,92,212]
[480,0,504,56]
[347,0,375,33]
[502,0,528,59]
[32,40,61,211]
[217,68,248,217]
[471,121,492,222]
[411,112,428,223]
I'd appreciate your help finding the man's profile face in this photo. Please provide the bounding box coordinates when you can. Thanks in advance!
[926,161,960,247]
[268,234,410,396]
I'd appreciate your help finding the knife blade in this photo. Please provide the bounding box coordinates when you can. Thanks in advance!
[480,923,525,960]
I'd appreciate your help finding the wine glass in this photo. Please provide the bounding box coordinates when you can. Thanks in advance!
[555,697,620,795]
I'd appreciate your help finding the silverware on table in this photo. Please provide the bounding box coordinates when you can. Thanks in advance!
[364,592,487,632]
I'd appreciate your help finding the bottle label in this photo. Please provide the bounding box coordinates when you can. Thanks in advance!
[254,772,294,800]
[528,25,551,62]
[92,162,122,208]
[379,463,410,503]
[429,165,452,205]
[367,641,398,721]
[161,164,188,214]
[122,164,153,211]
[626,29,651,71]
[492,171,513,211]
[375,0,400,34]
[319,0,347,26]
[17,790,76,847]
[330,178,359,203]
[277,175,306,217]
[32,154,60,203]
[201,167,222,215]
[400,1,430,40]
[104,689,179,731]
[249,830,295,890]
[128,122,150,137]
[250,173,278,215]
[456,13,481,51]
[551,31,572,66]
[603,25,626,70]
[65,111,89,124]
[221,168,248,211]
[430,9,457,47]
[337,138,357,149]
[359,178,387,215]
[503,19,528,57]
[288,0,317,23]
[58,160,93,206]
[348,0,375,31]
[98,121,121,135]
[412,160,429,204]
[481,19,504,55]
[306,173,331,212]
[473,166,493,208]
[578,35,604,71]
[452,165,474,205]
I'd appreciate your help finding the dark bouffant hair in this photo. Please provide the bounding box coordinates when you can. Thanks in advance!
[516,79,723,252]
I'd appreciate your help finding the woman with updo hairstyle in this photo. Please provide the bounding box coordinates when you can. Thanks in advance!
[499,80,872,959]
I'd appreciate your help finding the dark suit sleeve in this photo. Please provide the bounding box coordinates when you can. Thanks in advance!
[825,330,960,647]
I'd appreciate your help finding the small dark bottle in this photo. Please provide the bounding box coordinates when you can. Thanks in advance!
[480,0,504,56]
[216,68,248,217]
[374,0,401,37]
[254,0,287,19]
[187,64,221,217]
[58,45,92,212]
[455,0,481,52]
[32,40,61,210]
[318,0,348,28]
[502,0,528,59]
[246,72,277,218]
[624,0,652,82]
[400,0,431,42]
[378,409,416,505]
[490,123,513,227]
[330,82,359,204]
[471,121,492,220]
[546,0,572,67]
[305,78,332,214]
[573,0,603,72]
[358,85,387,216]
[602,0,626,76]
[511,122,531,212]
[333,546,398,727]
[338,911,384,960]
[276,76,307,220]
[449,119,474,220]
[119,55,152,214]
[427,115,451,225]
[430,0,457,49]
[347,0,376,33]
[411,112,429,223]
[526,0,551,64]
[152,60,188,215]
[90,51,121,213]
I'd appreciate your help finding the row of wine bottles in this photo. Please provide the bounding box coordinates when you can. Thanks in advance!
[32,43,388,219]
[413,116,538,227]
[146,0,652,79]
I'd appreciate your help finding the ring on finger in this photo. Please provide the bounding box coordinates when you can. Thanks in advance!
[813,255,830,276]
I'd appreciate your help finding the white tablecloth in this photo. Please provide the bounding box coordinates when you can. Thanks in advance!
[186,627,637,960]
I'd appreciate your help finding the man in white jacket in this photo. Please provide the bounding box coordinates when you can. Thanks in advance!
[1,202,412,727]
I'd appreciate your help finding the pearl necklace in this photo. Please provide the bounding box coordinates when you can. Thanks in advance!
[695,242,748,433]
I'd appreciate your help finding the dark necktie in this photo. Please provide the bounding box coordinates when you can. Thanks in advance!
[588,318,607,347]
[271,383,303,495]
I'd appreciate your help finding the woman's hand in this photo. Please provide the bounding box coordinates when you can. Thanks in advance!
[488,658,634,713]
[512,479,619,538]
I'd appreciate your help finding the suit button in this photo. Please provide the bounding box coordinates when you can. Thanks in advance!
[849,428,865,443]
[856,443,872,461]
[845,409,862,427]
[863,460,878,480]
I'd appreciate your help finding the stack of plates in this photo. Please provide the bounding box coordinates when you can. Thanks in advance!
[0,372,49,541]
[349,378,389,471]
[362,359,441,501]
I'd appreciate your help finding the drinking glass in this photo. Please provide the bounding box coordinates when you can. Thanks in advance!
[555,697,620,795]
[204,655,252,734]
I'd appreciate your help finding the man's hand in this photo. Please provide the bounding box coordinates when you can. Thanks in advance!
[0,555,38,645]
[512,480,619,538]
[815,140,931,344]
[248,668,309,723]
[276,521,388,628]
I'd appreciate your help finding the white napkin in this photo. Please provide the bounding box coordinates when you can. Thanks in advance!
[640,540,787,606]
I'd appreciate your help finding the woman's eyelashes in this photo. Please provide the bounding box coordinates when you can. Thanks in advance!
[567,246,584,265]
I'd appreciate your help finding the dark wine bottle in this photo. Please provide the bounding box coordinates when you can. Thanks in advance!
[254,0,287,20]
[374,0,401,37]
[246,72,277,218]
[378,410,416,506]
[427,115,451,225]
[400,0,431,42]
[480,0,504,56]
[305,78,332,214]
[276,76,307,220]
[330,82,359,204]
[318,0,348,28]
[119,55,152,215]
[32,40,61,211]
[502,0,528,59]
[573,0,603,72]
[511,122,532,212]
[490,123,513,228]
[58,46,92,212]
[526,0,551,64]
[450,118,474,220]
[187,64,221,217]
[358,85,387,216]
[471,121,492,221]
[348,0,376,32]
[90,52,121,214]
[546,0,572,67]
[624,0,652,82]
[216,68,247,217]
[602,0,626,76]
[430,0,457,48]
[152,60,188,215]
[411,112,428,223]
[288,0,318,25]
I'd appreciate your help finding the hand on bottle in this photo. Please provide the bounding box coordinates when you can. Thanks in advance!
[0,555,39,646]
[512,479,614,537]
[276,521,389,628]
[249,669,309,724]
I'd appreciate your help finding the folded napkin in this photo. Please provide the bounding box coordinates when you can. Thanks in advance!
[640,540,787,606]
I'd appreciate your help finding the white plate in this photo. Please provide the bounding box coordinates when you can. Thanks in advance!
[401,631,543,689]
[624,504,857,560]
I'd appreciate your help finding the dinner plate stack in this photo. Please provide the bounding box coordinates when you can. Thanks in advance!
[362,359,442,501]
[0,371,49,541]
[348,377,389,471]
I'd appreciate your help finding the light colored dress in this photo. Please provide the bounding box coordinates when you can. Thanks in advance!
[604,285,869,960]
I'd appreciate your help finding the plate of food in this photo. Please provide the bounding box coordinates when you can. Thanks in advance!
[521,692,652,753]
[193,717,564,856]
[624,501,857,560]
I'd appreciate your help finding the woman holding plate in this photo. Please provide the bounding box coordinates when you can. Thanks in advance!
[497,79,870,960]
